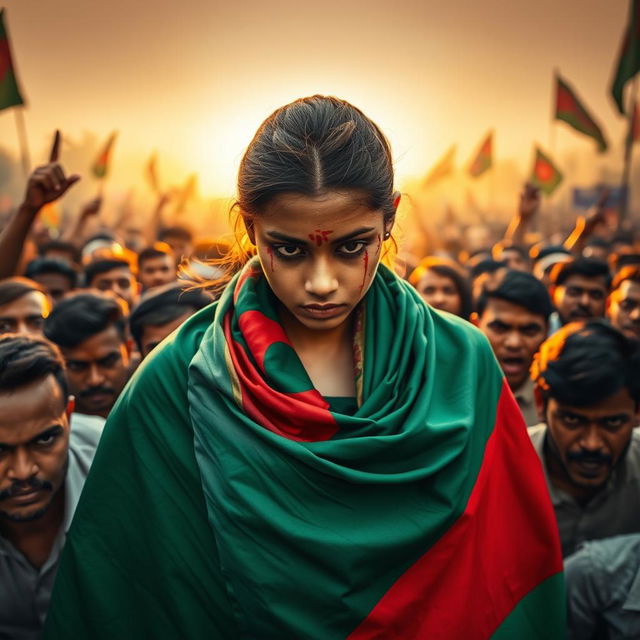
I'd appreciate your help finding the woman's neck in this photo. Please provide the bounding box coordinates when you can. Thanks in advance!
[279,306,356,397]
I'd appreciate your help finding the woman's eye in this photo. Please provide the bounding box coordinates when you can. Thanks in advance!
[275,245,303,258]
[36,434,56,446]
[339,241,365,255]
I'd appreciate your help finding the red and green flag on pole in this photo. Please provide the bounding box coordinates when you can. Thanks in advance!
[467,130,493,178]
[554,73,608,152]
[530,146,563,195]
[92,132,117,179]
[0,9,24,112]
[611,0,640,115]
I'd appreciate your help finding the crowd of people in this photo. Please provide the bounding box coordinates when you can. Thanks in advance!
[1,96,639,638]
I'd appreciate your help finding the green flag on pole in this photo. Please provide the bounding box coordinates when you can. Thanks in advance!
[530,146,563,195]
[611,0,640,115]
[0,9,25,111]
[555,73,608,152]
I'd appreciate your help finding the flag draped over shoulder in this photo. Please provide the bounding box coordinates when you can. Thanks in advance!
[468,131,493,178]
[554,73,608,152]
[530,146,563,195]
[45,260,564,640]
[91,132,117,179]
[611,0,640,115]
[422,145,455,188]
[0,9,25,111]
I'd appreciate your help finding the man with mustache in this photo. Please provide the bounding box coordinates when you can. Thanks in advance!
[607,266,640,342]
[44,291,131,431]
[528,321,640,557]
[0,334,101,638]
[548,258,610,334]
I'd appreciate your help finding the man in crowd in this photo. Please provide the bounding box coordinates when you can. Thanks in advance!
[129,283,213,359]
[492,243,531,272]
[44,291,132,429]
[607,266,640,341]
[548,257,610,334]
[473,270,552,426]
[137,243,177,292]
[158,225,193,262]
[0,334,101,639]
[0,278,51,337]
[25,258,78,304]
[83,257,139,310]
[528,321,640,557]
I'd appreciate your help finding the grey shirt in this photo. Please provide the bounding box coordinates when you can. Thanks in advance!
[566,534,640,640]
[513,377,538,427]
[0,415,102,640]
[528,424,640,558]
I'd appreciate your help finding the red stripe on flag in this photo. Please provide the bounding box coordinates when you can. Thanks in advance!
[238,309,291,372]
[224,313,338,442]
[0,38,12,80]
[348,381,562,639]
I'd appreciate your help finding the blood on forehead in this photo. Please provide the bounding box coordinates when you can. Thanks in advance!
[308,229,333,246]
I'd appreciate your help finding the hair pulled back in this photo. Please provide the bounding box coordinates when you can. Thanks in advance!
[238,95,395,220]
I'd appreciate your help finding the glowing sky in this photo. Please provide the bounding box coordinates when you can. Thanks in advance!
[0,0,633,205]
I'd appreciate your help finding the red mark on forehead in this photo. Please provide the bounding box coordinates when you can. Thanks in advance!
[359,250,369,294]
[308,229,333,246]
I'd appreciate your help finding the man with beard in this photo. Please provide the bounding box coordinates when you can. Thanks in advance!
[473,270,552,426]
[548,258,610,334]
[528,321,640,557]
[607,266,640,342]
[0,334,101,639]
[44,291,131,431]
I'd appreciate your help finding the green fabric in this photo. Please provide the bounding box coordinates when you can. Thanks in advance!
[491,573,566,640]
[612,0,640,115]
[0,10,25,111]
[325,396,358,415]
[45,260,561,638]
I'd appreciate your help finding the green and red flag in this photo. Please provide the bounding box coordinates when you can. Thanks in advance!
[91,132,117,179]
[531,146,563,195]
[44,259,564,639]
[0,9,25,111]
[611,0,640,114]
[555,73,608,152]
[422,144,456,188]
[467,130,493,177]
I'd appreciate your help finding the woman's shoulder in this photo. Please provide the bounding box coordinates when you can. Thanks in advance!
[118,302,217,413]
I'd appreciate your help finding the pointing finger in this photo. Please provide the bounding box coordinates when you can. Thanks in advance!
[49,130,61,163]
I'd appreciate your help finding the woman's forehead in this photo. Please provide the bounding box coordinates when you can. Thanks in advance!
[258,190,381,232]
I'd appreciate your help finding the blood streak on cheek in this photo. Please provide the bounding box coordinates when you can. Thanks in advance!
[266,247,275,272]
[359,250,369,294]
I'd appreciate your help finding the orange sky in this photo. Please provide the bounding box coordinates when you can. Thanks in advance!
[0,0,634,216]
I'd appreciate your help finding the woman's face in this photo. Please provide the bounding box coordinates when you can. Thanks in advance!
[416,270,462,315]
[249,190,392,333]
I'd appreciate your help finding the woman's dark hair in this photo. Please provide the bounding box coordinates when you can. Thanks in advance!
[44,291,127,349]
[408,257,472,319]
[531,320,640,407]
[0,334,68,400]
[207,96,396,290]
[0,277,45,307]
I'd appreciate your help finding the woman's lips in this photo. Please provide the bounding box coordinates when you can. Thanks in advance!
[300,304,346,318]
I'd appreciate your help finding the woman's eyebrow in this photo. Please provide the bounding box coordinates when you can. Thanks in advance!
[332,227,376,242]
[265,231,307,244]
[265,227,376,244]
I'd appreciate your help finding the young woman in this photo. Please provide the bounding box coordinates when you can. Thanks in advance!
[409,256,472,319]
[45,96,563,639]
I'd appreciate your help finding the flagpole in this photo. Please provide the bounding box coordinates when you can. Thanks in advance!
[13,107,30,177]
[621,76,638,224]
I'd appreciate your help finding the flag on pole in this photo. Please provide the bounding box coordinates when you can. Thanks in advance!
[611,0,640,114]
[467,131,493,177]
[555,73,608,152]
[146,152,161,194]
[92,132,118,179]
[530,146,563,195]
[422,145,456,188]
[0,9,25,111]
